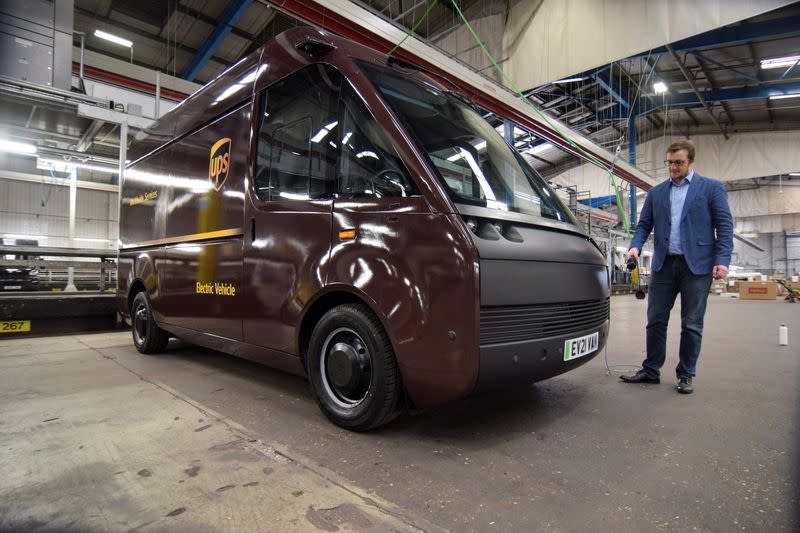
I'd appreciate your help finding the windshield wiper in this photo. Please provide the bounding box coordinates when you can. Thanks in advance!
[442,89,480,112]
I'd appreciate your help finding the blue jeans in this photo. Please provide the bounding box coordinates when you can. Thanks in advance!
[642,255,713,379]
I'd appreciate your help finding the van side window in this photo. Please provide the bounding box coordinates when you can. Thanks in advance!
[255,65,341,201]
[270,118,312,198]
[338,86,419,198]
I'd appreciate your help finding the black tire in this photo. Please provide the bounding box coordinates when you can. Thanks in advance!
[307,303,403,431]
[130,291,169,354]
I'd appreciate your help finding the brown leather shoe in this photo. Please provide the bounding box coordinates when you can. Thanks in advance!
[620,369,660,384]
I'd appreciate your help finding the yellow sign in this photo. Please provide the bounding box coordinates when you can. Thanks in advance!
[0,320,31,333]
[130,190,158,206]
[195,281,236,297]
[209,137,232,191]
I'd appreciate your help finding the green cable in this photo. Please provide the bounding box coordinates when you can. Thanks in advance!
[387,0,439,56]
[447,0,632,236]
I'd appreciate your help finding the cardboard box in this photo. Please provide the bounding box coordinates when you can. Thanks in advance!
[739,281,778,300]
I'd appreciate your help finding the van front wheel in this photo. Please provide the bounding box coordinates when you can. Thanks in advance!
[307,304,402,431]
[131,291,169,354]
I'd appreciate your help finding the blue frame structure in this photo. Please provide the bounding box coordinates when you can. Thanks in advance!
[181,0,254,82]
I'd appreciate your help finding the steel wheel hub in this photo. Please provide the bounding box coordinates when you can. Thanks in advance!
[321,328,372,407]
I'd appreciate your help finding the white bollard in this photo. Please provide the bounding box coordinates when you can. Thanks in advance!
[65,266,77,292]
[779,323,788,346]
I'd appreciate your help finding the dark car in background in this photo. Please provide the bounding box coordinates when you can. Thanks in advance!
[0,239,41,291]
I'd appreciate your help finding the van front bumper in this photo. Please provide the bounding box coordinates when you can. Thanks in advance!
[473,319,609,393]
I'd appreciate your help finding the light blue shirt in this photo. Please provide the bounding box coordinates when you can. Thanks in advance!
[668,170,694,255]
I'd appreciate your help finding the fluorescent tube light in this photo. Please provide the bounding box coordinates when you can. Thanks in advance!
[2,234,48,241]
[0,140,37,155]
[653,81,668,94]
[769,93,800,100]
[37,158,117,173]
[95,29,132,47]
[760,55,800,70]
[789,172,800,176]
[554,77,586,83]
[74,237,111,243]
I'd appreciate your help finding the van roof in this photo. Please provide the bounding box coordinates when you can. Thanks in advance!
[127,27,444,166]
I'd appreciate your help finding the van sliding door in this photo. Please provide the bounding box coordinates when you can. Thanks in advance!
[158,104,250,340]
[242,64,342,353]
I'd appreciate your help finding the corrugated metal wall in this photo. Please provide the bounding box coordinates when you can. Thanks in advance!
[0,179,117,249]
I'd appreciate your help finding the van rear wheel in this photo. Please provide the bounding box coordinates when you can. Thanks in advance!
[307,304,402,431]
[131,291,169,354]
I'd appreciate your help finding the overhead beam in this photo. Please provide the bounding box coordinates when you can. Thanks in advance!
[693,54,735,125]
[748,42,775,124]
[601,80,800,120]
[689,50,760,83]
[629,14,800,60]
[178,4,260,42]
[684,107,700,126]
[0,170,118,193]
[76,120,106,152]
[592,68,630,109]
[181,0,254,81]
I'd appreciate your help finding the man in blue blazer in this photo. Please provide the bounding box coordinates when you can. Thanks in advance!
[621,140,733,394]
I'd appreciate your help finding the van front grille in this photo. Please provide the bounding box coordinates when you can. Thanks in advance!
[480,298,609,345]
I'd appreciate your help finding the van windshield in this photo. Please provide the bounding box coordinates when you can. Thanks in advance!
[358,62,575,224]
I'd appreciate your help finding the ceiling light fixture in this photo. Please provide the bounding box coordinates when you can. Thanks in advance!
[760,55,800,70]
[653,81,668,94]
[769,93,800,100]
[553,77,586,84]
[94,29,132,48]
[37,158,118,174]
[0,140,37,155]
[73,237,111,243]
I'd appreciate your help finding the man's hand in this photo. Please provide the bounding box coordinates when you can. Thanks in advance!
[626,248,640,261]
[712,265,729,280]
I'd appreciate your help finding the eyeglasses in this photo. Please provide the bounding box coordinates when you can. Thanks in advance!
[664,159,687,167]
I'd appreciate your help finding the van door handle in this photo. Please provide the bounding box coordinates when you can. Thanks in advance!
[251,217,256,242]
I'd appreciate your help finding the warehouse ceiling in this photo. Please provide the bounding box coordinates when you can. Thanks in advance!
[72,0,497,84]
[73,0,800,171]
[3,0,800,196]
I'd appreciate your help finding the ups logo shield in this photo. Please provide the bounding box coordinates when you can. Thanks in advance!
[209,137,232,191]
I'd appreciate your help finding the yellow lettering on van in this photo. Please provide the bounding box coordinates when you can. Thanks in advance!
[196,280,235,296]
[195,281,214,294]
[129,190,158,206]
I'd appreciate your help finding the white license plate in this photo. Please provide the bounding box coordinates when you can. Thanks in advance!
[3,285,22,290]
[564,332,599,361]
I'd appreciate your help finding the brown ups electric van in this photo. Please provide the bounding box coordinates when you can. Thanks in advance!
[118,27,610,430]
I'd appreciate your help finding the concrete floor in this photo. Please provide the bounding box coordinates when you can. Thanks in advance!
[1,295,798,532]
